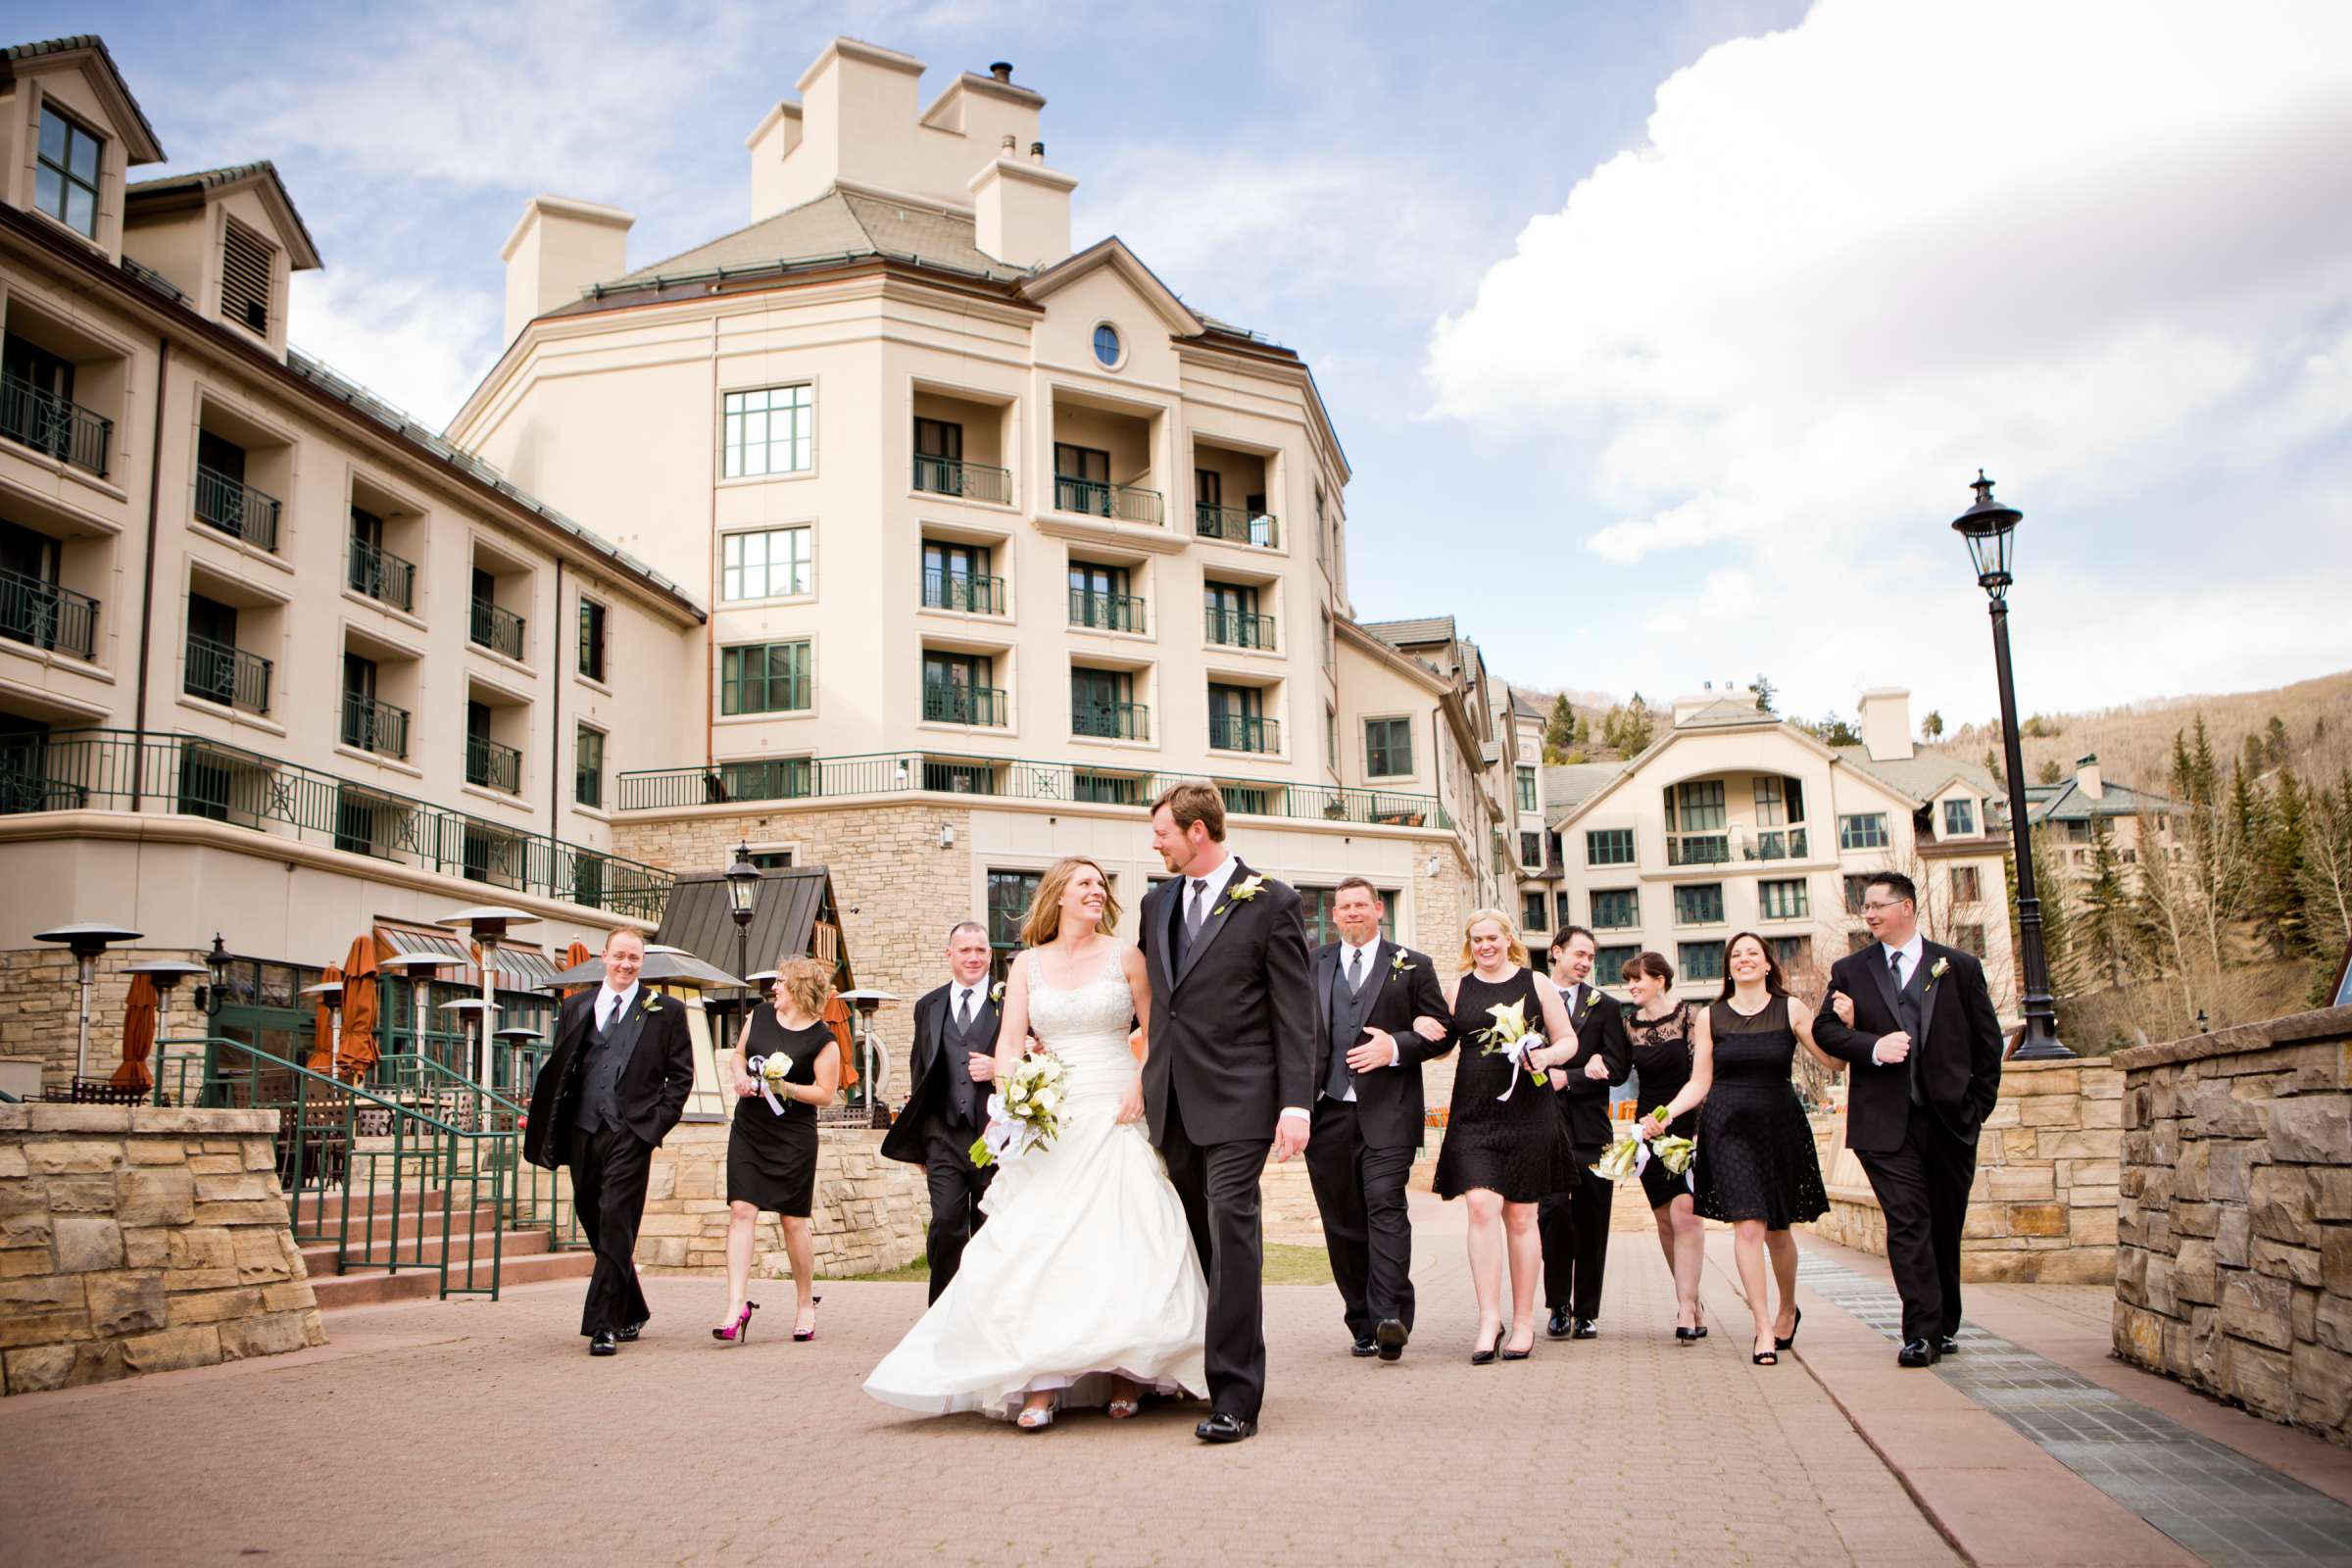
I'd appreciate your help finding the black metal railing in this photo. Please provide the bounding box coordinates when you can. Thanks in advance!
[1667,834,1731,866]
[912,454,1012,504]
[468,597,525,661]
[184,632,271,711]
[922,684,1007,727]
[1195,504,1279,548]
[920,568,1004,614]
[1069,589,1147,634]
[0,370,111,477]
[341,694,411,760]
[349,537,416,612]
[1054,474,1162,523]
[1073,701,1150,742]
[1209,712,1279,754]
[0,564,97,661]
[193,465,281,553]
[1205,607,1276,649]
[466,734,522,793]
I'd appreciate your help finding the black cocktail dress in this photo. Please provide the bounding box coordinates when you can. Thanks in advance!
[1694,996,1828,1228]
[727,1006,830,1217]
[1627,1001,1699,1211]
[1432,968,1581,1202]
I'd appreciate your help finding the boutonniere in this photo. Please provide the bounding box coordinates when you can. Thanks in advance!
[640,996,663,1013]
[1389,951,1414,976]
[1214,874,1266,917]
[989,980,1005,1004]
[1924,956,1949,996]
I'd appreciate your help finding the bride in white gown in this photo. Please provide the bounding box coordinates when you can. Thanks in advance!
[863,857,1208,1428]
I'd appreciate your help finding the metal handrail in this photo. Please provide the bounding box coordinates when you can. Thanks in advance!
[468,596,525,661]
[349,536,416,612]
[0,369,111,476]
[1054,474,1163,524]
[194,465,282,552]
[911,454,1012,504]
[922,683,1007,727]
[1073,700,1150,742]
[466,734,522,793]
[0,563,98,661]
[341,693,411,760]
[919,568,1004,614]
[1069,589,1147,634]
[1209,713,1280,754]
[1204,607,1277,649]
[184,632,271,711]
[1196,505,1280,548]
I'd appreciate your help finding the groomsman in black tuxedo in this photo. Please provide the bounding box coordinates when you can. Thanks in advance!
[1539,926,1632,1340]
[1303,878,1449,1363]
[1813,871,2004,1367]
[523,927,695,1355]
[879,921,1002,1301]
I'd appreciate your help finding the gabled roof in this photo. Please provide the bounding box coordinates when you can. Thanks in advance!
[653,866,850,995]
[126,161,322,270]
[1509,690,1548,720]
[1832,746,1998,806]
[1019,234,1203,335]
[1361,615,1459,649]
[1677,697,1773,729]
[609,187,1030,289]
[2025,777,2180,823]
[2,35,165,164]
[1543,762,1629,815]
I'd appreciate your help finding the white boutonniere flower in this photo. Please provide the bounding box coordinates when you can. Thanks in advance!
[641,996,662,1013]
[1215,874,1266,917]
[989,980,1005,1004]
[1390,951,1414,976]
[1924,956,1950,996]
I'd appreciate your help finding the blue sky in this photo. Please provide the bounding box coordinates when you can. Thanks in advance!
[45,0,2352,729]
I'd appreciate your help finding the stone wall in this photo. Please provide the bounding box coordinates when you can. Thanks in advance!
[630,1122,930,1280]
[1812,1054,2124,1283]
[0,946,212,1093]
[0,1103,324,1395]
[2112,1006,2352,1447]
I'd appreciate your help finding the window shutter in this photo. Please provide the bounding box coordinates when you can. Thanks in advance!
[221,218,275,333]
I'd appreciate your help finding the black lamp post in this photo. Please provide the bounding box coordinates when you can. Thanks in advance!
[1951,469,2069,1060]
[724,842,761,1022]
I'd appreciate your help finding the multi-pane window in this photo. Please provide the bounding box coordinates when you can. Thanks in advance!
[1070,666,1138,740]
[1594,945,1641,985]
[35,109,102,237]
[1838,812,1890,851]
[1674,884,1725,925]
[1942,798,1978,837]
[1668,779,1727,832]
[1522,892,1548,932]
[925,540,995,613]
[1952,923,1987,957]
[1298,886,1397,946]
[1951,865,1984,904]
[574,725,605,808]
[1767,935,1813,975]
[1592,889,1639,929]
[1758,878,1810,920]
[1326,709,1340,770]
[1754,774,1804,825]
[1555,891,1574,930]
[1517,766,1538,812]
[1679,942,1725,984]
[749,850,794,870]
[576,597,607,681]
[721,385,813,477]
[986,869,1044,979]
[1843,874,1874,914]
[1588,828,1636,866]
[1365,716,1413,777]
[718,758,812,801]
[914,416,962,464]
[719,641,811,714]
[721,527,811,601]
[1520,831,1543,866]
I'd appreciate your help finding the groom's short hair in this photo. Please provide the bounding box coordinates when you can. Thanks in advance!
[1151,780,1226,842]
[1866,871,1918,907]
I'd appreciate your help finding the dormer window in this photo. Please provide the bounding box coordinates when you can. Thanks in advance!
[35,108,104,238]
[221,218,275,335]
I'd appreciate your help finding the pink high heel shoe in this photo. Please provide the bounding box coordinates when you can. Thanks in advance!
[711,1301,759,1343]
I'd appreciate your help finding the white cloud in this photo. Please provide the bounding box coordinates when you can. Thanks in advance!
[1425,0,2352,601]
[289,270,499,430]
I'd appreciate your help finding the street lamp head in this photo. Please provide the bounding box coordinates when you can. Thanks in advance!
[1951,468,2022,600]
[725,842,761,922]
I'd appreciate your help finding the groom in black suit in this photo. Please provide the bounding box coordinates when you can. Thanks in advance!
[879,921,1002,1301]
[1812,871,2005,1367]
[1304,878,1448,1362]
[1538,927,1633,1340]
[1140,782,1317,1443]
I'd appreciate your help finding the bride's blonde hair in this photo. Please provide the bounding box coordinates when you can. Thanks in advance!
[1020,856,1122,947]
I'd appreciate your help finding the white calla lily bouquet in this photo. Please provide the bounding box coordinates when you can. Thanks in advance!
[969,1050,1071,1168]
[1592,1106,1697,1182]
[1475,999,1549,1101]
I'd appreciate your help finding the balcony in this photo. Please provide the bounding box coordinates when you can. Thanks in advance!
[466,734,522,794]
[1196,505,1279,549]
[1667,833,1731,867]
[1205,607,1276,650]
[912,455,1012,505]
[919,567,1004,615]
[923,683,1007,728]
[0,564,97,662]
[1750,827,1810,861]
[0,728,670,917]
[183,632,271,713]
[349,537,416,613]
[469,597,526,662]
[1069,589,1147,634]
[0,371,111,477]
[341,694,411,760]
[1210,713,1279,755]
[1054,474,1162,525]
[1074,701,1150,742]
[193,466,281,554]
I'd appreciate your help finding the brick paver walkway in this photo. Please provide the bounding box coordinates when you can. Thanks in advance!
[2,1194,1952,1567]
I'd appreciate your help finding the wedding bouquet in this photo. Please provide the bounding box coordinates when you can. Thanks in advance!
[1474,999,1549,1102]
[1592,1106,1698,1182]
[747,1053,794,1116]
[968,1050,1070,1168]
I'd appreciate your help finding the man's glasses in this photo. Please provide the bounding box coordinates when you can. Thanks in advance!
[1859,900,1910,913]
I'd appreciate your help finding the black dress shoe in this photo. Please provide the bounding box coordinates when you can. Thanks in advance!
[1896,1338,1938,1368]
[1571,1318,1598,1340]
[1938,1336,1960,1358]
[589,1330,617,1356]
[1775,1306,1803,1351]
[1374,1318,1407,1363]
[617,1321,644,1344]
[1350,1335,1378,1357]
[1196,1411,1256,1443]
[1545,1307,1574,1340]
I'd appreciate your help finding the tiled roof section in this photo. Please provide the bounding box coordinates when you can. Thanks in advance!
[1480,741,1501,765]
[1510,690,1548,719]
[2025,777,2181,823]
[3,36,165,159]
[1543,762,1628,815]
[1831,746,2000,805]
[609,189,1031,288]
[1360,615,1459,649]
[125,161,321,270]
[1676,697,1772,729]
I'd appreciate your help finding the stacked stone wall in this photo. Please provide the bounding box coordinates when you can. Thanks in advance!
[0,948,211,1093]
[629,1123,929,1280]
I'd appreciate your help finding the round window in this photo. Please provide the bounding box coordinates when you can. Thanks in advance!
[1093,322,1122,368]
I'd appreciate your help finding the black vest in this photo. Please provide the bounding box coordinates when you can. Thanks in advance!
[573,997,626,1133]
[1324,945,1378,1101]
[940,988,989,1124]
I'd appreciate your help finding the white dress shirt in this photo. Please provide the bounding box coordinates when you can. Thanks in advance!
[948,980,985,1026]
[1873,934,1927,1065]
[594,980,639,1034]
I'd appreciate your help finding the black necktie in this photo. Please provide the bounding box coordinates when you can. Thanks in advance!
[955,989,973,1031]
[1889,950,1904,989]
[1188,879,1208,935]
[1348,946,1366,995]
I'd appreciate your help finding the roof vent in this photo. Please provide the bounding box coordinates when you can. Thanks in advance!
[1030,141,1045,164]
[989,61,1013,82]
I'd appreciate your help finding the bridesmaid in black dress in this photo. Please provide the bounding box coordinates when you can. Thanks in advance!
[717,957,841,1345]
[1432,910,1585,1363]
[1642,933,1831,1365]
[1618,951,1707,1342]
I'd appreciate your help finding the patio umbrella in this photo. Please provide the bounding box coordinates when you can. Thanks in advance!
[304,963,345,1074]
[337,933,381,1083]
[110,973,158,1091]
[557,939,592,999]
[823,992,859,1090]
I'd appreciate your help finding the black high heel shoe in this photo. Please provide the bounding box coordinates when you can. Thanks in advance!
[1470,1326,1501,1365]
[1674,1326,1696,1345]
[1499,1330,1534,1362]
[1775,1305,1802,1351]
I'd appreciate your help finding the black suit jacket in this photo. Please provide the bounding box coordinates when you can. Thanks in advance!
[1811,939,2004,1153]
[879,981,1002,1165]
[1139,858,1318,1147]
[1312,940,1449,1150]
[523,986,695,1169]
[1551,982,1633,1151]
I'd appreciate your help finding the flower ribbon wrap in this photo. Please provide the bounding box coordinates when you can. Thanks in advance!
[1592,1112,1698,1186]
[1492,1031,1545,1102]
[967,1051,1070,1169]
[747,1054,794,1116]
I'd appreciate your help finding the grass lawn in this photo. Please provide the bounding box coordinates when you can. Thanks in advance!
[820,1242,1334,1287]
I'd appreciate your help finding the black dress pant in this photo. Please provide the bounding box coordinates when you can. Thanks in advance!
[920,1118,994,1304]
[1304,1098,1417,1339]
[1855,1106,1980,1344]
[1539,1151,1612,1318]
[570,1122,653,1337]
[1159,1086,1271,1421]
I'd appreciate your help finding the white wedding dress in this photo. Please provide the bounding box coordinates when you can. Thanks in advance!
[863,952,1208,1420]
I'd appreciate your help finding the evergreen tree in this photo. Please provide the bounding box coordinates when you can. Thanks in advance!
[2298,769,2352,1001]
[2243,733,2268,778]
[2010,823,2082,1002]
[2080,815,2135,986]
[2038,757,2063,785]
[2266,714,2290,767]
[1816,710,1861,747]
[1922,710,1945,741]
[1574,714,1589,746]
[2256,767,2310,958]
[1544,693,1577,754]
[1753,673,1777,713]
[1984,747,2005,790]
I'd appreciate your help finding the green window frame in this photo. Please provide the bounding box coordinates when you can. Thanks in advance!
[1587,828,1635,866]
[1942,798,1977,837]
[1364,716,1413,778]
[722,385,812,477]
[1758,877,1809,920]
[1766,935,1812,974]
[1298,886,1396,946]
[1591,889,1639,929]
[1667,779,1727,832]
[576,596,607,681]
[1673,883,1724,925]
[35,108,103,237]
[1593,945,1641,984]
[1679,941,1725,984]
[1838,812,1890,851]
[574,724,605,808]
[1521,891,1547,932]
[986,869,1044,980]
[719,641,811,714]
[721,526,812,602]
[1517,765,1537,812]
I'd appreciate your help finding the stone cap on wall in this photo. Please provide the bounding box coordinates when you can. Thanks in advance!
[0,1103,282,1136]
[2111,1004,2352,1074]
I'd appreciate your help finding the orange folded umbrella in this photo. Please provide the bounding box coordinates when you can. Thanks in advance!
[823,992,858,1089]
[304,962,345,1074]
[111,974,158,1091]
[338,934,380,1083]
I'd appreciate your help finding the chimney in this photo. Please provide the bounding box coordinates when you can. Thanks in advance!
[990,61,1013,82]
[969,151,1075,269]
[2077,755,2103,801]
[500,196,633,343]
[1030,140,1045,164]
[1857,688,1914,762]
[1671,690,1715,726]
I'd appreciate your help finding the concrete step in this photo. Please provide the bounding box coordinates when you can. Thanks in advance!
[307,1233,590,1309]
[297,1207,503,1276]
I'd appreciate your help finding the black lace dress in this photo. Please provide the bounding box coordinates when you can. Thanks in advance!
[1433,968,1582,1203]
[1693,996,1828,1228]
[1626,1001,1698,1211]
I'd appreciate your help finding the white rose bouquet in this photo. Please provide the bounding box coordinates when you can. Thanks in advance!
[1474,999,1548,1102]
[747,1053,795,1116]
[969,1050,1071,1168]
